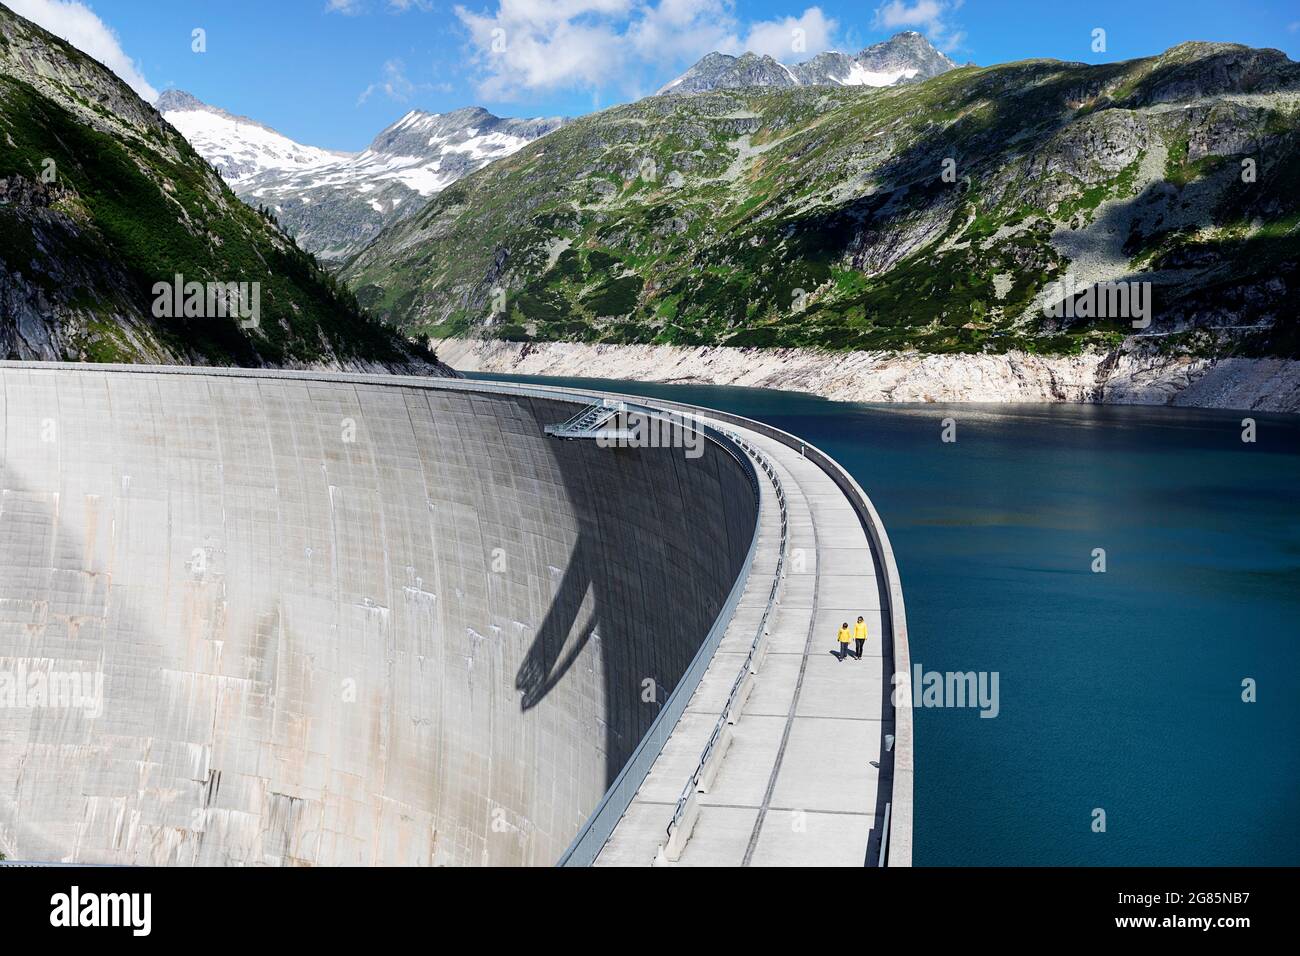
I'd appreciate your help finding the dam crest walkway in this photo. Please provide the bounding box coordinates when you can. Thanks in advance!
[593,418,906,867]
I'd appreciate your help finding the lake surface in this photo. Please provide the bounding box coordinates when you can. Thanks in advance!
[471,372,1300,866]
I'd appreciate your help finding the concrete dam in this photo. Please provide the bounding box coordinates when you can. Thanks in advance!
[0,364,911,866]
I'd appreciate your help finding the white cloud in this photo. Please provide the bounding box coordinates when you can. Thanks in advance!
[743,7,838,61]
[627,0,738,63]
[456,1,843,99]
[872,0,965,52]
[358,58,429,104]
[457,1,634,98]
[7,0,158,101]
[328,0,438,13]
[457,7,623,98]
[873,0,941,28]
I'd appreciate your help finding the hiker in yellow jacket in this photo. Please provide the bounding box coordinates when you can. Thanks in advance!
[853,616,868,660]
[836,621,852,661]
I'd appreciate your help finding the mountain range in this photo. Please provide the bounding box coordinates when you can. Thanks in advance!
[3,0,1298,392]
[343,41,1299,367]
[0,3,447,371]
[661,31,959,93]
[154,33,952,263]
[160,91,564,262]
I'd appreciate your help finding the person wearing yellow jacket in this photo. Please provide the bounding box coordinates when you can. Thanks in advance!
[853,616,868,660]
[836,621,852,661]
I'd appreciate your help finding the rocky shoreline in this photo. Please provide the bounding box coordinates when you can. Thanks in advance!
[437,338,1300,413]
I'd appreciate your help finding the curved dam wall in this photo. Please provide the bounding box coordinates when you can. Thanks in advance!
[0,366,756,866]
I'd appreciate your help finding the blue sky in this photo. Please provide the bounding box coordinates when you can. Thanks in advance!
[10,0,1300,150]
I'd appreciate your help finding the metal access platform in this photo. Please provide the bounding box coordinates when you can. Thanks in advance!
[544,399,637,442]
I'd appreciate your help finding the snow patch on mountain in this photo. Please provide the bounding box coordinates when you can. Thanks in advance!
[156,90,349,183]
[837,64,919,87]
[158,94,564,262]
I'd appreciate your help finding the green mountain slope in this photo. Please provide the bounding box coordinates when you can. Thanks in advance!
[0,3,445,370]
[345,41,1299,359]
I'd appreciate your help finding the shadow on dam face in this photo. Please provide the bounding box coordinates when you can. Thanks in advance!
[517,417,751,791]
[0,368,754,866]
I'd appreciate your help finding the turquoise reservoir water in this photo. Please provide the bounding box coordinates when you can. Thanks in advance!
[471,373,1300,866]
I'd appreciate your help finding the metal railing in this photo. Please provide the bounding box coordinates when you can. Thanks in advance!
[661,429,789,856]
[877,802,892,867]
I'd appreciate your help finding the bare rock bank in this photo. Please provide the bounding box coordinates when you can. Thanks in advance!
[437,338,1300,413]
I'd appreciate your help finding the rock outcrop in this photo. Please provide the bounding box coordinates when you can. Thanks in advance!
[439,338,1300,412]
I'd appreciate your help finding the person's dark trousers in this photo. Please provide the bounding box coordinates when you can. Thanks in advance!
[837,642,847,660]
[855,638,865,659]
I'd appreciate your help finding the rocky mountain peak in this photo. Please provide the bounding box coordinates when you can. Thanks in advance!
[855,30,957,75]
[207,104,567,261]
[153,88,207,112]
[661,30,958,94]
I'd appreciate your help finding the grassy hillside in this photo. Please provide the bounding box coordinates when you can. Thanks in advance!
[0,4,442,370]
[345,41,1299,359]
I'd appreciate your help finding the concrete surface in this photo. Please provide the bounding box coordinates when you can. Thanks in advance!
[595,428,900,867]
[0,365,756,866]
